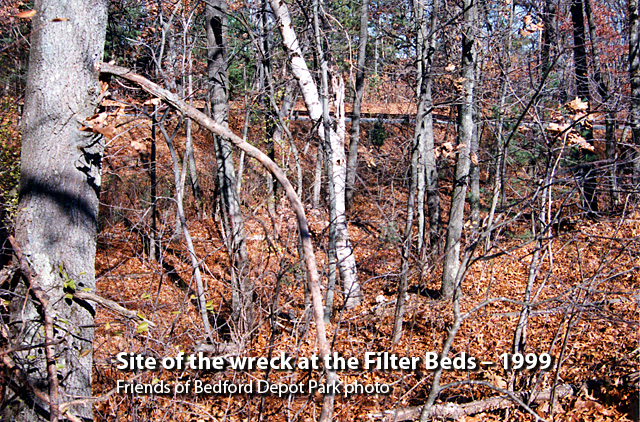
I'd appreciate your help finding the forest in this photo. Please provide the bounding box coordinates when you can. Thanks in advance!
[0,0,638,421]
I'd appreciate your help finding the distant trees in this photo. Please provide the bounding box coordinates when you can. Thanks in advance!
[5,1,107,421]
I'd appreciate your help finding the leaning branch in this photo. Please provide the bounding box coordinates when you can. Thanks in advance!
[99,61,333,397]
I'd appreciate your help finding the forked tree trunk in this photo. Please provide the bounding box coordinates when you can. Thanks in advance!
[6,1,107,420]
[441,0,476,299]
[206,0,251,331]
[270,0,362,309]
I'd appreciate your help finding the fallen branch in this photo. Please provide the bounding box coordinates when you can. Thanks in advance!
[99,62,336,412]
[371,384,573,421]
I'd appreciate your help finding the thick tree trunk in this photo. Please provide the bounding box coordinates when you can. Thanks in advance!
[441,0,476,299]
[345,0,369,211]
[206,0,251,331]
[6,1,107,420]
[271,0,362,309]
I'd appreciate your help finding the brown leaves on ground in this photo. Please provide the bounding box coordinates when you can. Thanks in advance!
[90,97,639,422]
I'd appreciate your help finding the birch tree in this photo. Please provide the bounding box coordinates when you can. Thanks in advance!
[270,0,363,309]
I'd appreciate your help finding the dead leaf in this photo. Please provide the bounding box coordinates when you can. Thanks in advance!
[16,10,36,18]
[131,140,148,153]
[548,122,570,133]
[52,17,69,22]
[445,63,456,72]
[470,152,479,166]
[454,77,467,93]
[567,96,589,112]
[568,132,595,151]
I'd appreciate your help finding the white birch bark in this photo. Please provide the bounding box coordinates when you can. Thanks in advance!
[270,0,362,308]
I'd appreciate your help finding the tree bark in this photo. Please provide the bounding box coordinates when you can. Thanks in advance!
[571,0,599,216]
[6,0,107,420]
[630,0,640,189]
[345,0,369,211]
[541,0,557,74]
[571,0,589,101]
[206,0,251,331]
[270,0,362,309]
[441,0,476,299]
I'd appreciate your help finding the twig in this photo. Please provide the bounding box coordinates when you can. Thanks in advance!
[8,235,60,422]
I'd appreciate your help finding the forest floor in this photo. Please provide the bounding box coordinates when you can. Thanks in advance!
[79,101,640,421]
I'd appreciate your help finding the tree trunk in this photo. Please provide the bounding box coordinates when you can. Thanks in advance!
[159,115,214,343]
[423,0,441,252]
[630,0,640,190]
[571,0,599,216]
[469,53,484,227]
[185,74,203,216]
[6,0,107,420]
[571,0,589,101]
[541,0,557,74]
[441,0,476,299]
[486,0,513,251]
[345,0,369,211]
[206,0,251,332]
[392,0,440,344]
[271,0,362,309]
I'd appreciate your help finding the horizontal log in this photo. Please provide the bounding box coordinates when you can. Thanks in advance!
[371,384,573,421]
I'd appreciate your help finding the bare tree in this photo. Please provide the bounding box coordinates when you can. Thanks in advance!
[345,0,369,211]
[270,0,363,309]
[206,0,251,332]
[441,0,476,299]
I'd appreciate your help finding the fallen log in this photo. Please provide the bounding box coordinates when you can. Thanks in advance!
[370,384,573,421]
